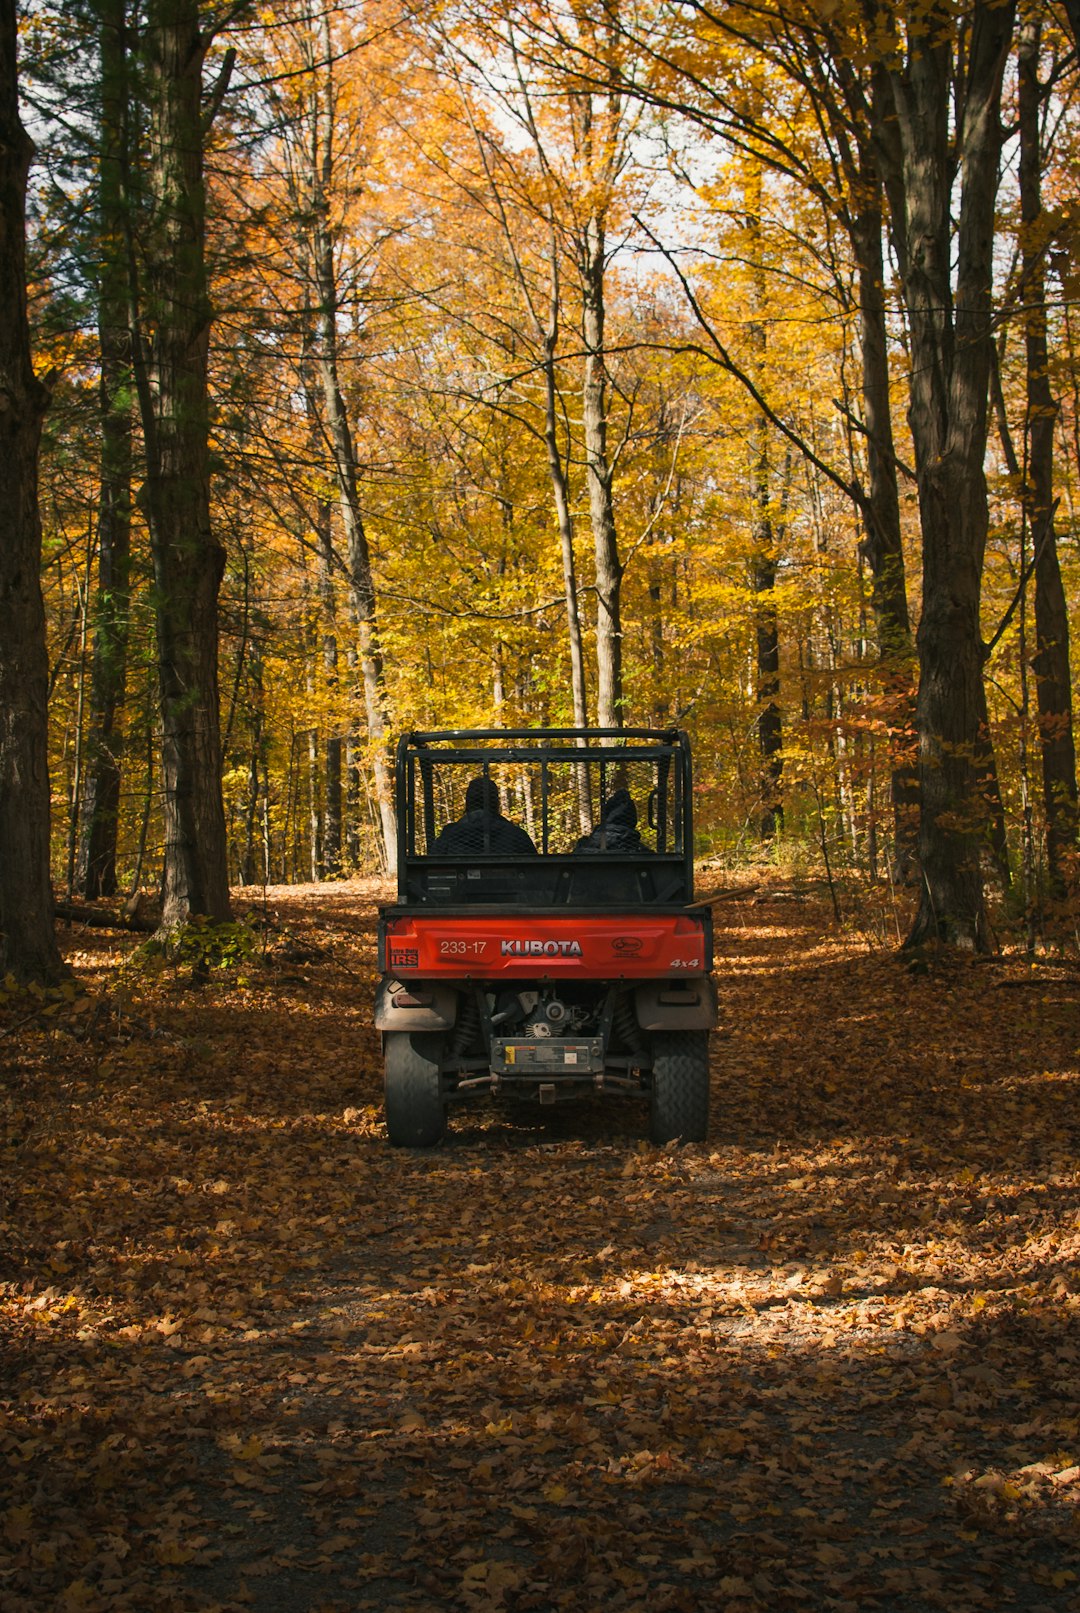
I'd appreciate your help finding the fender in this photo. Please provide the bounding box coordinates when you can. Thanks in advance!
[634,975,717,1031]
[375,979,458,1032]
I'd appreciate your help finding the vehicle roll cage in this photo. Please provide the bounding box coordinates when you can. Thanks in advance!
[394,727,696,910]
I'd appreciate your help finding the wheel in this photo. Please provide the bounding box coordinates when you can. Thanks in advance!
[384,1031,446,1147]
[649,1029,710,1145]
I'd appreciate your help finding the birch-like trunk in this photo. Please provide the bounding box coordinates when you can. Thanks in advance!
[581,210,623,728]
[544,287,588,736]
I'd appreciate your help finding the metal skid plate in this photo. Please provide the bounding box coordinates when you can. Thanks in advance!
[492,1037,604,1076]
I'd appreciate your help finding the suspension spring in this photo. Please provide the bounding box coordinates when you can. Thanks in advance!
[613,991,644,1053]
[450,991,481,1057]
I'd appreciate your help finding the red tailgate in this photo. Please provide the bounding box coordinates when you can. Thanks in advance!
[380,912,710,978]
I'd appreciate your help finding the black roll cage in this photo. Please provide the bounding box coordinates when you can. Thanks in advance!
[394,727,696,910]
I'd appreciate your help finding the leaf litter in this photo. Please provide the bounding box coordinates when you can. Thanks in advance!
[1,875,1078,1612]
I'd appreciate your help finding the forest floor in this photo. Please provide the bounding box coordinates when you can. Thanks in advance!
[1,874,1079,1613]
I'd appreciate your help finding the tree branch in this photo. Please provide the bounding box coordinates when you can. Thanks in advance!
[633,214,867,519]
[984,499,1060,659]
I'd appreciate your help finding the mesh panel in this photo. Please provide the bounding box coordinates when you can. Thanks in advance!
[412,754,673,856]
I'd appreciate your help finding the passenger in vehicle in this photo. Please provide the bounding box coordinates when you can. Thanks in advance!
[432,776,538,856]
[573,788,651,854]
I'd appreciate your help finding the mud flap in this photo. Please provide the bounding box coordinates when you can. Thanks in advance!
[634,976,717,1031]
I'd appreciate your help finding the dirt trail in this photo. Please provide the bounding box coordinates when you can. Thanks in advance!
[2,880,1078,1612]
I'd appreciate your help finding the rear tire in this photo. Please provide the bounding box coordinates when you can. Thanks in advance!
[649,1029,710,1145]
[384,1031,446,1147]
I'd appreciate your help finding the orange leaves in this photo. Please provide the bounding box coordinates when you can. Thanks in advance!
[3,1504,34,1546]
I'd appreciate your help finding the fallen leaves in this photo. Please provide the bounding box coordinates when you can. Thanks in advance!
[1,877,1078,1611]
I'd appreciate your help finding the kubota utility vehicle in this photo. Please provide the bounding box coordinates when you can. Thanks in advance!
[375,729,716,1146]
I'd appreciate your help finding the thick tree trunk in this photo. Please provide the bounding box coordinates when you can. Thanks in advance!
[133,0,231,927]
[1019,17,1077,896]
[581,212,623,728]
[78,0,133,900]
[0,0,64,982]
[874,1,1016,950]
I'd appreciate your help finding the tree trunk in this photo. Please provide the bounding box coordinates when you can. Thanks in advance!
[132,0,231,928]
[240,641,265,889]
[1019,17,1077,896]
[310,19,396,871]
[78,0,133,900]
[752,481,783,838]
[544,289,588,736]
[541,258,591,831]
[746,161,782,836]
[314,298,395,873]
[647,453,677,729]
[345,715,363,868]
[873,1,1016,950]
[580,209,624,728]
[303,614,322,882]
[316,503,344,878]
[648,559,666,725]
[0,0,65,982]
[470,74,591,755]
[849,183,918,874]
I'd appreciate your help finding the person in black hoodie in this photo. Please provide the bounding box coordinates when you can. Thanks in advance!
[573,788,650,853]
[431,776,538,856]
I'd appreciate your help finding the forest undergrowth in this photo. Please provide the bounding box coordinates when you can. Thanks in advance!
[1,875,1078,1613]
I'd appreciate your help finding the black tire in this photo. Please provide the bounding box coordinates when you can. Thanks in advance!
[649,1029,710,1145]
[384,1031,446,1147]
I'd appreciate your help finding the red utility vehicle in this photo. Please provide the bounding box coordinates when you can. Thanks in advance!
[375,729,716,1145]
